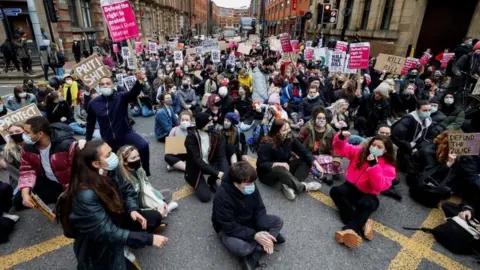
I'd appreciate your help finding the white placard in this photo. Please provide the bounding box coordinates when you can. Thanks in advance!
[174,51,183,64]
[328,51,345,73]
[126,57,135,69]
[196,46,204,55]
[343,54,357,74]
[149,42,157,54]
[211,49,221,63]
[122,75,137,90]
[121,46,130,58]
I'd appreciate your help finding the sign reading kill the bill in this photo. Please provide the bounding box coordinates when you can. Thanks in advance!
[73,54,112,87]
[448,133,480,156]
[374,53,406,75]
[0,104,42,141]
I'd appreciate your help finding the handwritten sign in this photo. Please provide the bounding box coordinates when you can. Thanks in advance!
[335,41,348,52]
[165,136,187,154]
[441,53,455,69]
[249,34,260,43]
[370,41,396,57]
[374,53,406,75]
[122,75,136,90]
[196,46,203,55]
[449,133,480,156]
[173,51,183,64]
[211,49,221,63]
[328,51,345,73]
[280,33,293,53]
[349,42,370,69]
[73,54,112,87]
[0,104,42,141]
[237,43,251,55]
[101,0,139,42]
[401,57,419,75]
[219,41,228,51]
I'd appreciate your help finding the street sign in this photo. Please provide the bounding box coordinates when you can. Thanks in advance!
[0,8,22,19]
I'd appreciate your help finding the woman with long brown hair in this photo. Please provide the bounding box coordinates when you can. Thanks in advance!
[63,140,167,269]
[256,119,323,201]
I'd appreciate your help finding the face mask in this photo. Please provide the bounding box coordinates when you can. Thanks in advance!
[418,111,431,119]
[444,98,454,105]
[103,153,119,171]
[65,80,73,85]
[22,133,39,145]
[84,91,90,96]
[10,133,24,143]
[316,120,326,127]
[280,131,292,140]
[18,93,27,98]
[369,147,384,157]
[180,121,190,130]
[100,87,113,96]
[184,68,189,73]
[308,93,319,100]
[0,105,4,111]
[128,159,141,170]
[229,68,234,72]
[165,99,173,106]
[224,122,231,129]
[214,101,222,107]
[243,184,255,195]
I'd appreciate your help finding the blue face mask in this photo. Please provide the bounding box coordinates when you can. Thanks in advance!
[369,147,384,157]
[0,105,4,111]
[418,111,431,119]
[431,107,438,113]
[243,184,255,195]
[103,153,119,171]
[22,133,38,145]
[316,120,326,127]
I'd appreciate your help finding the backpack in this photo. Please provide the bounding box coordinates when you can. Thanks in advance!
[408,166,453,208]
[55,191,75,238]
[48,50,59,66]
[56,51,65,66]
[248,123,269,153]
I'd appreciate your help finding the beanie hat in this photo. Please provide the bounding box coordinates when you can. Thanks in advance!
[375,82,390,98]
[219,86,228,97]
[308,76,321,85]
[195,112,212,130]
[384,78,395,89]
[429,96,439,104]
[268,92,281,105]
[225,112,240,125]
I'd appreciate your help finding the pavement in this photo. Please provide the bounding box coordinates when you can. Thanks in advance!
[0,113,478,270]
[0,61,77,86]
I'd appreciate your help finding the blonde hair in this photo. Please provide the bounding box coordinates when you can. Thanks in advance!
[327,99,349,124]
[4,123,24,163]
[117,145,138,184]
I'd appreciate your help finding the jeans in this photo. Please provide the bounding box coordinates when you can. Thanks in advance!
[131,104,154,117]
[348,135,366,146]
[56,67,64,78]
[219,215,283,257]
[122,209,162,233]
[106,131,150,176]
[259,159,310,194]
[69,122,86,135]
[330,182,379,232]
[43,64,56,80]
[195,163,227,203]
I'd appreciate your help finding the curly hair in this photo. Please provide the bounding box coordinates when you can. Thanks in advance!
[434,131,456,164]
[356,135,396,169]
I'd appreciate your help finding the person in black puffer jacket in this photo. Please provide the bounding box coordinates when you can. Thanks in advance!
[439,92,465,131]
[297,86,325,127]
[426,96,447,140]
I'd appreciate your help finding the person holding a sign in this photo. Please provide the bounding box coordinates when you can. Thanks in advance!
[86,74,152,176]
[154,93,179,142]
[164,111,192,172]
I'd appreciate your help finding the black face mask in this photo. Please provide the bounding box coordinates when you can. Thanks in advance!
[10,133,23,143]
[214,101,222,107]
[128,160,141,170]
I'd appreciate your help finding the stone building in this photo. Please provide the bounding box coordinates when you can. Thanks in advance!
[306,0,480,58]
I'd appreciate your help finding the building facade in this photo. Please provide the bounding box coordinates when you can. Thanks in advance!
[264,0,311,38]
[306,0,480,58]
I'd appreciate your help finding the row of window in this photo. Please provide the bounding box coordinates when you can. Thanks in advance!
[67,0,93,28]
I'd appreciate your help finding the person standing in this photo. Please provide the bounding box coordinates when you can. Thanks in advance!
[13,34,33,75]
[0,39,20,72]
[72,38,82,63]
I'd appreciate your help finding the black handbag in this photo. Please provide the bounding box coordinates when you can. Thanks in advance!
[409,166,453,208]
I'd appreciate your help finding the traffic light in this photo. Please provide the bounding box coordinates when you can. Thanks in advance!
[45,0,60,23]
[322,4,332,24]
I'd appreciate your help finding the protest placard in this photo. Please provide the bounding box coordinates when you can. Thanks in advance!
[219,41,228,51]
[328,51,345,72]
[335,41,348,52]
[280,33,293,53]
[101,0,139,42]
[374,53,406,75]
[121,46,130,58]
[249,34,260,43]
[349,42,370,69]
[173,51,183,64]
[115,73,123,82]
[306,41,312,48]
[370,41,396,57]
[202,39,219,53]
[419,52,432,66]
[126,57,135,69]
[176,43,185,50]
[113,44,119,54]
[234,36,241,42]
[134,42,142,53]
[237,43,251,55]
[211,49,221,63]
[168,42,177,50]
[92,46,100,53]
[314,47,328,64]
[148,42,156,54]
[344,54,357,74]
[441,53,455,69]
[29,193,56,222]
[290,40,300,52]
[73,54,112,87]
[122,75,136,90]
[228,40,236,49]
[401,57,419,75]
[0,104,41,141]
[449,133,480,156]
[165,136,187,154]
[304,47,314,60]
[196,46,203,55]
[269,38,280,51]
[281,52,300,63]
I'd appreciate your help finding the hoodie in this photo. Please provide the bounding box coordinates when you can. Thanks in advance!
[251,66,269,102]
[391,111,432,152]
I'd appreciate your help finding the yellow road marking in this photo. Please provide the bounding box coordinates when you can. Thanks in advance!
[0,185,195,270]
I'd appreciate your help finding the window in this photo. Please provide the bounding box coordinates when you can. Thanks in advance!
[380,0,395,30]
[280,2,283,8]
[361,0,371,29]
[80,0,93,28]
[287,0,290,8]
[67,0,79,27]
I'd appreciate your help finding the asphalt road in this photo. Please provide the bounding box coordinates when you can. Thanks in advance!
[0,109,478,270]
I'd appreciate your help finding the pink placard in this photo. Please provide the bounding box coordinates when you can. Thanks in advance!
[280,33,293,53]
[290,40,300,53]
[102,0,139,43]
[401,57,419,75]
[113,44,118,54]
[348,42,370,69]
[335,41,348,52]
[304,48,313,60]
[419,52,432,66]
[441,53,455,69]
[135,41,142,53]
[229,40,236,49]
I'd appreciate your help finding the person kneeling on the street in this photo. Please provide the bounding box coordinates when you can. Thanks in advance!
[212,161,284,270]
[221,112,248,165]
[256,119,323,201]
[62,140,168,269]
[330,131,396,248]
[164,111,192,172]
[154,93,179,142]
[185,112,226,202]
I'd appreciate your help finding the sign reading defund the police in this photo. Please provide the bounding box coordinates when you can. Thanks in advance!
[73,54,112,88]
[448,133,480,156]
[0,104,42,141]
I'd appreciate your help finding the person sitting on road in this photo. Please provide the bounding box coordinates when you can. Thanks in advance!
[45,91,73,127]
[177,76,199,113]
[439,92,465,131]
[164,111,192,172]
[256,119,323,201]
[221,112,248,165]
[330,131,396,248]
[5,85,37,111]
[298,107,343,185]
[262,93,288,129]
[218,86,236,125]
[326,98,350,132]
[0,182,19,243]
[61,74,79,108]
[15,116,80,210]
[426,96,448,141]
[117,145,178,217]
[205,94,223,129]
[4,123,25,191]
[62,140,168,269]
[296,86,325,128]
[212,161,285,270]
[184,112,226,203]
[154,93,178,142]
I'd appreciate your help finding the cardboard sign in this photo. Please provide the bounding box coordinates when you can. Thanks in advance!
[374,53,406,75]
[219,41,228,51]
[202,39,219,53]
[281,52,300,63]
[290,40,299,52]
[211,49,221,63]
[441,53,455,69]
[173,51,183,64]
[101,0,139,42]
[134,42,142,53]
[280,33,293,53]
[237,43,251,55]
[419,52,432,66]
[196,46,203,55]
[304,47,313,60]
[165,136,187,154]
[328,51,345,72]
[126,57,135,69]
[370,41,396,57]
[122,75,136,90]
[401,57,419,75]
[148,42,157,53]
[121,46,130,58]
[449,133,480,156]
[29,193,56,222]
[113,44,119,54]
[335,41,348,52]
[349,42,370,69]
[0,104,42,141]
[269,38,280,51]
[73,54,112,87]
[249,34,260,43]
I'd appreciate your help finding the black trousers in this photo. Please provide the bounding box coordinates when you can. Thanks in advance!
[122,209,163,233]
[0,182,15,243]
[330,182,380,232]
[441,202,463,218]
[43,64,56,80]
[259,159,310,193]
[74,54,81,63]
[13,176,64,210]
[20,58,31,73]
[165,154,187,166]
[194,162,227,203]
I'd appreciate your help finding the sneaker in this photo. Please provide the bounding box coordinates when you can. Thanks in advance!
[166,165,173,172]
[303,181,322,192]
[239,255,256,270]
[335,229,362,248]
[363,219,375,241]
[282,184,296,200]
[167,201,178,213]
[322,176,334,186]
[2,213,19,222]
[276,233,286,244]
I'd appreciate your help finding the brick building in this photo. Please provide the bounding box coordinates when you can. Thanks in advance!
[264,0,311,38]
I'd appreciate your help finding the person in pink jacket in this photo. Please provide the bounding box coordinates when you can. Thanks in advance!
[330,130,396,248]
